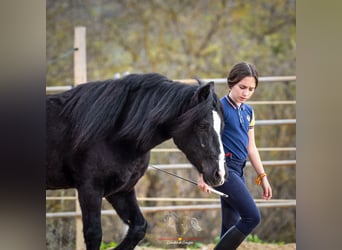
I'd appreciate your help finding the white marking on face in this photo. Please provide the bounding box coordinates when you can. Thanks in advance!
[212,111,226,182]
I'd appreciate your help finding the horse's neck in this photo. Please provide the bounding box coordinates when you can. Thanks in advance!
[138,129,172,153]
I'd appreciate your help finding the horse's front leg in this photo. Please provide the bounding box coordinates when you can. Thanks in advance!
[105,189,147,250]
[77,185,104,250]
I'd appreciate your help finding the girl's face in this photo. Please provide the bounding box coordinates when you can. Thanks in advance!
[229,76,256,105]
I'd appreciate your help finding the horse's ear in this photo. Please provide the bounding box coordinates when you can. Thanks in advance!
[192,81,214,103]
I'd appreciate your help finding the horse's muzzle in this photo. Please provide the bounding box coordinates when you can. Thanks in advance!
[213,171,226,187]
[203,168,225,187]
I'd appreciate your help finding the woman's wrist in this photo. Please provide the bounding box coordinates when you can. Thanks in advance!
[255,173,267,185]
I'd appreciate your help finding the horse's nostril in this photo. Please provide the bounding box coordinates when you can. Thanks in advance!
[214,170,224,184]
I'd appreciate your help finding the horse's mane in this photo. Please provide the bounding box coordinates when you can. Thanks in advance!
[57,73,218,150]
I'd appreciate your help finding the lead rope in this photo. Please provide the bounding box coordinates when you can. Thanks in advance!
[149,165,228,198]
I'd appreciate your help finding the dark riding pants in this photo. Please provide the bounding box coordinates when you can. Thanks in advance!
[214,158,261,236]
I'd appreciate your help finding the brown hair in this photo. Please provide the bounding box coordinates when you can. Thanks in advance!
[227,62,259,89]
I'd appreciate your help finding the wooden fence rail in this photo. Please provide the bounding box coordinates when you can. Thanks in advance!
[46,76,296,93]
[47,199,296,219]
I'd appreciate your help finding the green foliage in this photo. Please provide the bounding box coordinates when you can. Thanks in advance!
[100,241,117,250]
[247,234,285,245]
[247,234,265,243]
[47,0,295,86]
[188,242,204,249]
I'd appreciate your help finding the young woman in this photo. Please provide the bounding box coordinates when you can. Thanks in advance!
[198,62,272,250]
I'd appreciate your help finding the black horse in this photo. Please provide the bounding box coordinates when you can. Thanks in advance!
[46,73,226,250]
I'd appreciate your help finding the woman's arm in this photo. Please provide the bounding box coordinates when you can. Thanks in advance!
[248,128,272,200]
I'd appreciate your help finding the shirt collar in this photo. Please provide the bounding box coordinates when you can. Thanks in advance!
[226,94,245,110]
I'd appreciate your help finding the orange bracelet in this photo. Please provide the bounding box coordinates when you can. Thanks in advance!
[255,173,267,185]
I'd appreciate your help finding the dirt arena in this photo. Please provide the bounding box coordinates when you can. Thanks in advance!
[136,242,296,250]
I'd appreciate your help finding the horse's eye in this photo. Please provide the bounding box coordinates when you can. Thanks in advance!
[197,124,209,130]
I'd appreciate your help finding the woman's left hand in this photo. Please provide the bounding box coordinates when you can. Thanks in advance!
[261,177,272,200]
[198,174,212,194]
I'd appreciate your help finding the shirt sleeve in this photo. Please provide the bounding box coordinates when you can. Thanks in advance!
[249,109,255,129]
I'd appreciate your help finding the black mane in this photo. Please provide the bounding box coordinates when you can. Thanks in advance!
[49,73,219,150]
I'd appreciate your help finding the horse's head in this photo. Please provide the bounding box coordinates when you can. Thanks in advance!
[171,81,226,187]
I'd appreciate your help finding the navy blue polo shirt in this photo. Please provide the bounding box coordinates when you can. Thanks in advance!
[221,95,255,160]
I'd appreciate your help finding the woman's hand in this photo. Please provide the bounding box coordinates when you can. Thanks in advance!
[261,177,272,200]
[198,174,212,194]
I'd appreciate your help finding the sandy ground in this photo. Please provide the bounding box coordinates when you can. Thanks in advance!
[136,242,296,250]
[235,242,296,249]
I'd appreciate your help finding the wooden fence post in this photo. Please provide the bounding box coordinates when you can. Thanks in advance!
[74,26,87,85]
[74,26,87,250]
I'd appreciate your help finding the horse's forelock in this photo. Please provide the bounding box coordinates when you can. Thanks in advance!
[169,93,215,136]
